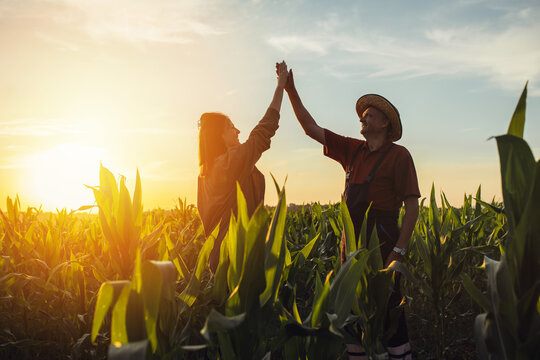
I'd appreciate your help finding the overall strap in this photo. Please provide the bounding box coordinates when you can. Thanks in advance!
[345,144,364,188]
[346,143,394,190]
[364,144,394,184]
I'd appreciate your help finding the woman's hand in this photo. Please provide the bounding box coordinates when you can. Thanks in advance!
[275,61,288,89]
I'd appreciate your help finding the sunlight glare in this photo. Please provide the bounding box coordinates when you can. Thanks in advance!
[24,143,106,211]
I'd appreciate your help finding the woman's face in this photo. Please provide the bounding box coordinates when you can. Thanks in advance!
[222,120,240,148]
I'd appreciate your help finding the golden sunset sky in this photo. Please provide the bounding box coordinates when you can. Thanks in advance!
[1,0,539,211]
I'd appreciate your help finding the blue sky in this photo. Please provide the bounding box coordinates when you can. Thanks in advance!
[0,0,539,210]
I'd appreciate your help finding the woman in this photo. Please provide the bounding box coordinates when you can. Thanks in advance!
[197,61,289,272]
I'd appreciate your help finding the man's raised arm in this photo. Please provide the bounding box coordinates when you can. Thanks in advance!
[282,69,326,145]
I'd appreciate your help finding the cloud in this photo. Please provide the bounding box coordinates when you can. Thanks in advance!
[267,5,540,94]
[1,0,225,46]
[0,143,105,170]
[35,32,81,52]
[267,35,330,55]
[125,127,177,135]
[137,160,195,182]
[0,119,81,137]
[64,0,225,44]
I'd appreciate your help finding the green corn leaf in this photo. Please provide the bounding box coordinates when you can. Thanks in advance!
[515,281,540,345]
[91,280,131,344]
[195,224,217,279]
[133,169,142,228]
[510,159,540,297]
[495,134,535,233]
[367,226,383,271]
[179,224,216,307]
[386,260,414,283]
[340,198,356,256]
[442,192,461,227]
[118,176,135,250]
[292,285,302,324]
[429,184,441,239]
[507,81,527,138]
[328,217,340,236]
[212,232,231,303]
[297,233,320,261]
[108,339,150,360]
[474,313,504,358]
[99,163,118,216]
[235,205,267,313]
[111,285,133,344]
[227,216,243,290]
[166,240,190,280]
[329,253,369,329]
[200,309,246,342]
[311,271,332,328]
[313,272,323,309]
[270,172,283,196]
[358,204,371,250]
[260,186,287,306]
[236,182,249,228]
[284,242,292,267]
[473,198,504,214]
[485,256,519,355]
[461,273,491,312]
[474,185,483,218]
[76,205,95,212]
[140,261,176,352]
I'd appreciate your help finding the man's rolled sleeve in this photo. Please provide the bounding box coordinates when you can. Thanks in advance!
[323,129,359,171]
[393,149,421,202]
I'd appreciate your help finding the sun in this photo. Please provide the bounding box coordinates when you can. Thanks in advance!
[23,143,106,211]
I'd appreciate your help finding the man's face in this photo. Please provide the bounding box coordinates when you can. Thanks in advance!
[359,107,389,138]
[222,120,241,148]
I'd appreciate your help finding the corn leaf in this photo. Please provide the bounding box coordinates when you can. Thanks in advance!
[340,198,356,256]
[311,271,332,328]
[108,339,149,360]
[461,273,491,312]
[260,186,287,306]
[507,81,527,138]
[138,261,176,352]
[495,135,535,233]
[111,285,133,344]
[91,280,131,344]
[200,309,246,342]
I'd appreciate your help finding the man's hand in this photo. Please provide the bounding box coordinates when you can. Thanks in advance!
[284,69,295,93]
[385,250,404,268]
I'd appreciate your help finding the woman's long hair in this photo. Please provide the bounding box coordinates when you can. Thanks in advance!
[198,112,230,176]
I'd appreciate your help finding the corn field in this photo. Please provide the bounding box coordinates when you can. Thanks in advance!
[1,85,538,360]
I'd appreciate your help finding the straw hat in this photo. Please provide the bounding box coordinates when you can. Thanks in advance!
[356,94,402,142]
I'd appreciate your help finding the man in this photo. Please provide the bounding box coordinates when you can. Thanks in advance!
[283,68,420,360]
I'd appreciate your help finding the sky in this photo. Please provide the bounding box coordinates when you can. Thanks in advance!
[1,0,539,211]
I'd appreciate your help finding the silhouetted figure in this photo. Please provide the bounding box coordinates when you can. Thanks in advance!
[197,62,288,273]
[283,67,419,360]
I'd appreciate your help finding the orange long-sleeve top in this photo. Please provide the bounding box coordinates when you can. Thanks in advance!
[197,107,280,257]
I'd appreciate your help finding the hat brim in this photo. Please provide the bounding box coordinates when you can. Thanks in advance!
[356,94,402,142]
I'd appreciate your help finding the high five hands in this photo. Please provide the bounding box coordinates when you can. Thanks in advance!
[275,61,289,89]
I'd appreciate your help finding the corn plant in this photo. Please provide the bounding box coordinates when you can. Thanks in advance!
[200,182,288,359]
[280,200,411,359]
[462,82,540,359]
[91,252,177,358]
[86,164,161,280]
[407,181,503,357]
[0,197,105,358]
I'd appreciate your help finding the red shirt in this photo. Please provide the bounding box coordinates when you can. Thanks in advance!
[324,129,420,211]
